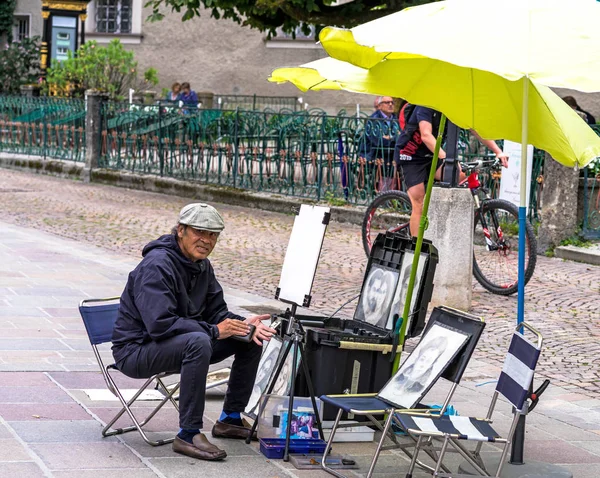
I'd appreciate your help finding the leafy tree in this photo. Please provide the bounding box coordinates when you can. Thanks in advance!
[45,39,159,100]
[0,37,41,94]
[0,0,17,43]
[144,0,436,38]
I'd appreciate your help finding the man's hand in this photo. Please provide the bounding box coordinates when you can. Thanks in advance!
[245,314,277,346]
[217,319,251,340]
[496,152,509,168]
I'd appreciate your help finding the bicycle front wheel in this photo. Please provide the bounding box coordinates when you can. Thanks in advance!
[362,190,412,256]
[472,199,537,295]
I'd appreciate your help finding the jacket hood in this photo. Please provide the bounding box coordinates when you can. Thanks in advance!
[142,234,206,273]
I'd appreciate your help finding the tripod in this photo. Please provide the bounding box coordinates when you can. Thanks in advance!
[246,304,325,462]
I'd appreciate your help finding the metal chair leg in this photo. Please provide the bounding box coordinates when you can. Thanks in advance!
[321,409,345,478]
[433,435,450,476]
[405,435,423,478]
[366,410,394,478]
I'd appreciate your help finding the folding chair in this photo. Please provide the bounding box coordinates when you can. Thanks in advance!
[320,307,485,478]
[396,322,543,478]
[79,297,181,446]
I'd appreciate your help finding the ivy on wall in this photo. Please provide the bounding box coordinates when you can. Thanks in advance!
[0,0,17,44]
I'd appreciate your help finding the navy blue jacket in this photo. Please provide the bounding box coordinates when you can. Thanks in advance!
[112,234,244,363]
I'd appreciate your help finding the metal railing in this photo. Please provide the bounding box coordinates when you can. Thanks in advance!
[0,95,558,216]
[0,95,86,161]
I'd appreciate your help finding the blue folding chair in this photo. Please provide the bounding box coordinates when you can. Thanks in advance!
[396,322,543,477]
[79,297,180,446]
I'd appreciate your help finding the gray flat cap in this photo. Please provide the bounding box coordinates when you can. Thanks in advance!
[178,203,225,232]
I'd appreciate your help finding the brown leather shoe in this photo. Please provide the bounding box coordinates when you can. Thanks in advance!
[172,434,227,461]
[211,419,257,441]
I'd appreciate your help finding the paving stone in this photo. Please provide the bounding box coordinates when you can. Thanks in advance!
[0,462,46,478]
[0,403,91,421]
[0,386,72,404]
[0,438,33,461]
[0,372,53,387]
[53,470,159,478]
[150,455,294,478]
[30,442,145,470]
[0,338,71,351]
[9,420,117,443]
[524,440,600,464]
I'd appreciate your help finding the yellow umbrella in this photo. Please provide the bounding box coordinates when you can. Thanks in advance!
[271,57,600,168]
[269,0,600,375]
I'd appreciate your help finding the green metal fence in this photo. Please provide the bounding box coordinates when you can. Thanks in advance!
[0,96,86,161]
[99,103,410,203]
[98,101,549,208]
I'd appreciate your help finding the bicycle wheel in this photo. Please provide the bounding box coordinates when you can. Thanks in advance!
[472,199,537,295]
[362,190,412,256]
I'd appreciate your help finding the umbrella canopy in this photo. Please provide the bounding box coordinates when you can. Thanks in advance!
[271,57,600,168]
[269,0,600,371]
[319,0,600,92]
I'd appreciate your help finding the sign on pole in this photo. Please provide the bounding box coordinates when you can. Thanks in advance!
[499,139,534,209]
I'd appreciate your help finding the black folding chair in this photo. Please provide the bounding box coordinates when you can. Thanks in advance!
[396,322,543,477]
[79,297,180,446]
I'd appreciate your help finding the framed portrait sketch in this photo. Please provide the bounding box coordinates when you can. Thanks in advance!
[385,251,428,331]
[377,323,469,409]
[244,337,298,417]
[354,265,399,329]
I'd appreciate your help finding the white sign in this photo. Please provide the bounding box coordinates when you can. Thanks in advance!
[499,139,534,209]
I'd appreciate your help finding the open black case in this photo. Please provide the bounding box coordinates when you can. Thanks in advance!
[282,232,439,420]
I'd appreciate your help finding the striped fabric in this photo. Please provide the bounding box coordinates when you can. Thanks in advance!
[496,332,541,410]
[396,414,499,442]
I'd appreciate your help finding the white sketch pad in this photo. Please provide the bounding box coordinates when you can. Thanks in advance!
[277,204,330,306]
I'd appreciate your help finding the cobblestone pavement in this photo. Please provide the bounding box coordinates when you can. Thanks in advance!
[1,169,599,398]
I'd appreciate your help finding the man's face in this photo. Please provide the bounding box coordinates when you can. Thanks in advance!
[378,97,394,116]
[177,225,219,262]
[367,277,388,311]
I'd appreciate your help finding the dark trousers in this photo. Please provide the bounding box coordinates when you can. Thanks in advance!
[116,332,262,429]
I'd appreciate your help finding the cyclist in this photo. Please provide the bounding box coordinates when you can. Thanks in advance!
[395,106,509,236]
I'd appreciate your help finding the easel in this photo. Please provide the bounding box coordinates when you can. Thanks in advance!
[246,205,330,462]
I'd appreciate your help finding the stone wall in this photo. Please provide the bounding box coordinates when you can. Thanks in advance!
[15,0,43,38]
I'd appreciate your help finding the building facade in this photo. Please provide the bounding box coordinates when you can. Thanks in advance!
[10,0,600,118]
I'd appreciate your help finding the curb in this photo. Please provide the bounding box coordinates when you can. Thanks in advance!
[554,245,600,266]
[0,153,367,227]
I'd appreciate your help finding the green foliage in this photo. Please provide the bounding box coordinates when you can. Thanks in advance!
[144,0,436,38]
[46,40,160,100]
[324,190,347,206]
[0,0,16,43]
[0,37,41,94]
[559,231,593,249]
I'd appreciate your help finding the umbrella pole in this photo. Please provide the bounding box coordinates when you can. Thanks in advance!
[517,78,529,327]
[392,115,447,373]
[510,77,530,466]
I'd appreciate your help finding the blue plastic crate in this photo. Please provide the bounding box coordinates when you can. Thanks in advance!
[259,438,327,459]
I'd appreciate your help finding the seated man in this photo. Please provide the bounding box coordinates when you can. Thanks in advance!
[112,203,275,461]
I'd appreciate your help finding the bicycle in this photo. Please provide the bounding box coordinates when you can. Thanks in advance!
[361,158,537,296]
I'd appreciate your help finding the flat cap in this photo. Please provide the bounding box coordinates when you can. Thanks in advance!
[178,203,225,232]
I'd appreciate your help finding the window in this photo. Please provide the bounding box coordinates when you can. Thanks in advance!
[12,16,30,41]
[276,25,317,41]
[95,0,132,34]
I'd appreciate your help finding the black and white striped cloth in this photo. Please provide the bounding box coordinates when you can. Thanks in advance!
[496,331,541,411]
[396,414,500,442]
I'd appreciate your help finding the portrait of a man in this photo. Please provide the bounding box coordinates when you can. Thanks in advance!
[386,251,427,331]
[355,265,399,328]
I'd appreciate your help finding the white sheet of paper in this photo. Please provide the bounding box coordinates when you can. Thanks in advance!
[499,139,533,210]
[277,204,330,305]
